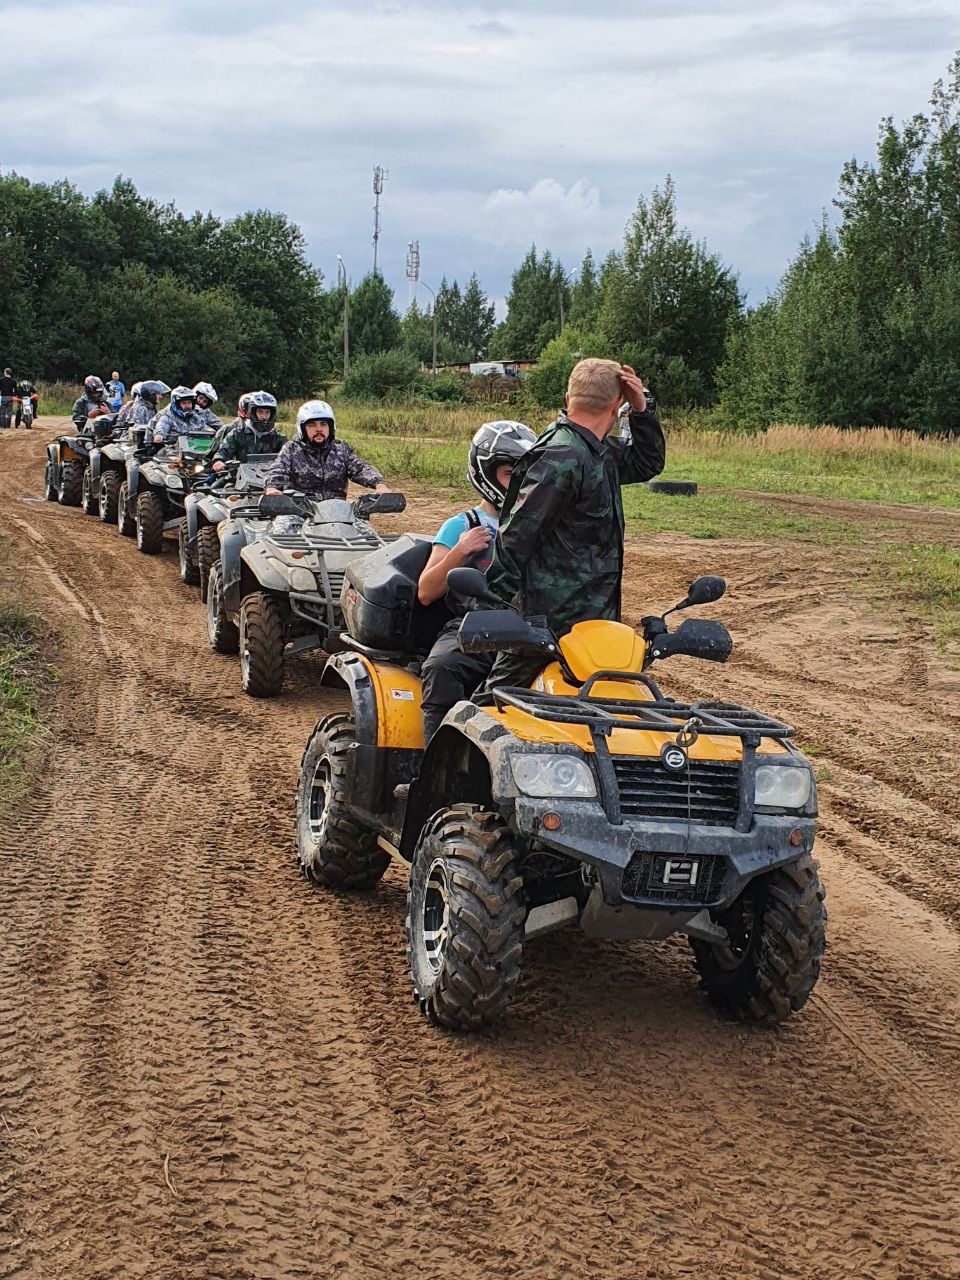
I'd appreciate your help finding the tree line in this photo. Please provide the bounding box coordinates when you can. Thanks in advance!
[2,54,958,428]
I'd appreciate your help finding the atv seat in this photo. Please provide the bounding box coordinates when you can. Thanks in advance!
[340,534,452,657]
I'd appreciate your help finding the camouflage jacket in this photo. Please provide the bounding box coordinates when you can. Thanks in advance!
[71,394,107,430]
[116,397,155,428]
[264,437,384,498]
[195,406,222,431]
[484,407,665,638]
[151,406,212,445]
[214,421,287,464]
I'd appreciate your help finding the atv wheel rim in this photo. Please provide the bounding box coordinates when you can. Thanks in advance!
[307,757,332,845]
[711,898,756,970]
[421,859,451,976]
[239,613,250,682]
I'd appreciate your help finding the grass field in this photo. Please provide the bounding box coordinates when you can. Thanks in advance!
[0,598,45,804]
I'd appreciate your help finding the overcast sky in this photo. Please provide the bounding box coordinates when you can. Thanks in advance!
[3,0,959,312]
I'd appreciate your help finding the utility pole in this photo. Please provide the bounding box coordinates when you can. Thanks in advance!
[372,166,388,276]
[419,280,438,373]
[336,255,350,378]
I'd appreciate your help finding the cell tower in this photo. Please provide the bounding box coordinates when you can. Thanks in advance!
[405,240,420,304]
[372,165,388,275]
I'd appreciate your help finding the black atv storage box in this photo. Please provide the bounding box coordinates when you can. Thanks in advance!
[341,534,452,654]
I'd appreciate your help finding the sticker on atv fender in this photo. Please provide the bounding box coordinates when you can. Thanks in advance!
[391,689,415,701]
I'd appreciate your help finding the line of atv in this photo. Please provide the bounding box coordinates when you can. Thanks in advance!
[44,415,408,697]
[43,414,827,1035]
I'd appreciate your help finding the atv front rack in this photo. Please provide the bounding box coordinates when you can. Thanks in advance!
[492,675,795,828]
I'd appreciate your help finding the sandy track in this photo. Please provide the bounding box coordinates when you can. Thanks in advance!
[1,421,959,1279]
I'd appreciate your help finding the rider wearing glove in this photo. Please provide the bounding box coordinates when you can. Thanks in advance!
[211,391,285,470]
[71,376,110,430]
[417,420,537,742]
[264,400,388,499]
[151,386,207,447]
[192,381,222,430]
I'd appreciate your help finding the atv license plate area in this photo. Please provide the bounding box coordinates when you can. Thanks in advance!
[622,851,727,905]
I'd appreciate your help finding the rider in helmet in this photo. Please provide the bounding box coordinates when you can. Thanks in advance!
[116,379,170,428]
[151,385,206,447]
[192,381,222,430]
[264,399,389,499]
[417,420,537,742]
[71,376,109,430]
[211,391,286,469]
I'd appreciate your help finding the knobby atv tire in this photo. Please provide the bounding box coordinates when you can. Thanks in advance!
[58,460,84,507]
[207,562,239,655]
[178,521,200,586]
[99,470,120,523]
[296,713,390,890]
[690,852,826,1025]
[136,491,165,554]
[196,526,219,603]
[648,479,698,497]
[44,463,58,503]
[81,468,98,516]
[406,805,525,1031]
[117,480,136,537]
[240,593,285,698]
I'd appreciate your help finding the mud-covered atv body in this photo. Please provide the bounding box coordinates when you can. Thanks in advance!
[84,423,150,522]
[296,542,826,1033]
[205,490,406,698]
[44,414,124,508]
[120,431,216,553]
[180,455,279,595]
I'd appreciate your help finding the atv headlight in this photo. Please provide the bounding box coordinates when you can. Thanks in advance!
[511,754,596,799]
[289,567,317,593]
[165,474,184,490]
[754,764,812,810]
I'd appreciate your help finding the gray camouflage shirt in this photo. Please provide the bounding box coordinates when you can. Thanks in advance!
[264,437,384,498]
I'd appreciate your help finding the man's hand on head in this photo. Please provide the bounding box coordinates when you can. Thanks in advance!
[618,365,647,414]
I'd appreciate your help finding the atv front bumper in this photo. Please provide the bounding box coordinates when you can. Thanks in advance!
[514,797,815,912]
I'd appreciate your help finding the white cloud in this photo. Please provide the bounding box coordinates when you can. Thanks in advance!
[479,179,608,252]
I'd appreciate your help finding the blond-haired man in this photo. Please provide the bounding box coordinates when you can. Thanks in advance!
[483,358,665,687]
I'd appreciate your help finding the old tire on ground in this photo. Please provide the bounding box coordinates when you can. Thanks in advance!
[136,491,165,555]
[406,805,525,1031]
[58,460,84,507]
[44,462,59,502]
[178,521,200,586]
[296,713,390,890]
[99,470,120,524]
[239,592,285,698]
[196,526,219,604]
[648,479,698,497]
[689,852,826,1024]
[117,480,136,537]
[81,468,99,516]
[206,562,239,655]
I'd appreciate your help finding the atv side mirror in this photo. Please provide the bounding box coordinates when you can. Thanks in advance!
[649,618,733,664]
[678,575,726,609]
[354,491,407,519]
[132,427,148,447]
[447,566,496,604]
[259,493,306,518]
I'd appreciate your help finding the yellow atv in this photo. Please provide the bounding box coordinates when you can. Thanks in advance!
[296,543,825,1032]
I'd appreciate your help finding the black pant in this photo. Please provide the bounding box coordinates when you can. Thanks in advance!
[420,622,494,742]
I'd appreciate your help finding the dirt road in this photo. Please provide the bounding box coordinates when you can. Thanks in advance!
[2,422,959,1280]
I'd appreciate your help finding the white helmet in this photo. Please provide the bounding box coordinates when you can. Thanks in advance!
[248,390,278,433]
[193,381,218,405]
[296,399,335,446]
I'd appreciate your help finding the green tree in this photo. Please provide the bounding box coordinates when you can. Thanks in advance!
[490,246,569,360]
[347,273,400,358]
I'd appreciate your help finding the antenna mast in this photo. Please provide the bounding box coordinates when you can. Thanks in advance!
[372,165,388,275]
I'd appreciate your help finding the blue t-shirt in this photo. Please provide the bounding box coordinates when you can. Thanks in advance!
[107,379,125,410]
[434,507,498,574]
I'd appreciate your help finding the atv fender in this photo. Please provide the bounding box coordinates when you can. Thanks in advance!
[219,520,251,613]
[184,493,201,545]
[126,455,142,498]
[46,441,59,469]
[321,651,425,820]
[87,448,102,486]
[238,542,294,599]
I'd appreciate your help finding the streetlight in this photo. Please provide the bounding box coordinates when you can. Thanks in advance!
[418,280,438,373]
[336,255,350,379]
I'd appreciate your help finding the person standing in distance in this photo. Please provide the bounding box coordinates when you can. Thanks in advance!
[482,358,665,690]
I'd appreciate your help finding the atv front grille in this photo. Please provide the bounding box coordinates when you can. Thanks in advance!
[611,757,740,826]
[621,851,727,905]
